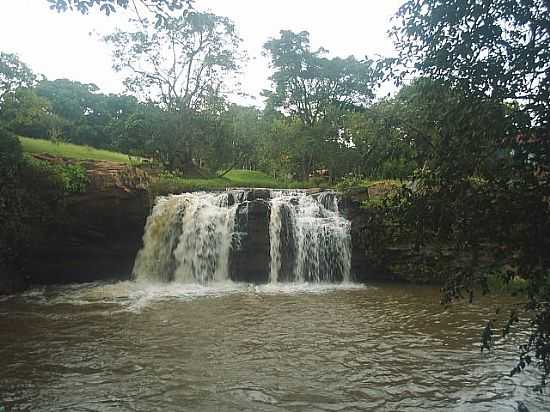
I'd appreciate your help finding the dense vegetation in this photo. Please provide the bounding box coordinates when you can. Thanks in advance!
[386,0,550,386]
[0,0,547,389]
[0,128,90,280]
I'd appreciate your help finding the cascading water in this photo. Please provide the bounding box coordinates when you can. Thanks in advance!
[269,191,351,283]
[133,192,240,283]
[133,189,352,284]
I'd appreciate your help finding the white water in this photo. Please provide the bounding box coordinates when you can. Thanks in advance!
[133,192,239,283]
[269,191,351,283]
[133,189,352,284]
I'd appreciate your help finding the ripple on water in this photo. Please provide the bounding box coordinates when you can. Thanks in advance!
[0,281,546,411]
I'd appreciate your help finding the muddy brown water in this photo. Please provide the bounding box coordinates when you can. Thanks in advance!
[0,282,546,411]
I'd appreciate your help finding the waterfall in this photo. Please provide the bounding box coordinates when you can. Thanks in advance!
[269,191,351,283]
[133,189,351,284]
[133,192,241,283]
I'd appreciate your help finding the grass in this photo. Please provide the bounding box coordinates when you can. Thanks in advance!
[150,169,339,194]
[19,136,137,164]
[223,169,281,188]
[152,169,315,194]
[18,136,337,192]
[487,273,529,295]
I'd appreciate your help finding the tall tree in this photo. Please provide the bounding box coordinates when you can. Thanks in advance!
[47,0,191,16]
[392,0,550,127]
[104,11,242,111]
[391,0,550,384]
[263,30,377,179]
[343,100,416,179]
[263,30,376,127]
[103,10,242,173]
[0,88,63,139]
[0,52,36,103]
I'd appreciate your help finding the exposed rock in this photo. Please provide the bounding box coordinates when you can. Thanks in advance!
[0,265,28,295]
[347,187,370,203]
[24,157,151,285]
[340,197,404,283]
[247,189,271,201]
[367,181,400,198]
[304,188,324,195]
[230,200,271,283]
[277,203,296,282]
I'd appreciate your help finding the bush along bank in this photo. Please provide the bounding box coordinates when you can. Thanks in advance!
[343,177,549,299]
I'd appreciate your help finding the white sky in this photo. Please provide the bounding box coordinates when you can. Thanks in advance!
[0,0,403,105]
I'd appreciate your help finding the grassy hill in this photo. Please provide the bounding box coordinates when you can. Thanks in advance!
[151,170,289,193]
[18,136,296,190]
[19,137,137,164]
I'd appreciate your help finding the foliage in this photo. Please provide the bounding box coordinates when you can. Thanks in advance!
[263,30,376,126]
[343,101,416,179]
[262,30,381,180]
[0,127,23,175]
[0,45,408,185]
[391,0,550,385]
[35,79,141,149]
[335,176,370,193]
[104,11,242,111]
[47,0,191,16]
[0,87,65,139]
[0,131,65,273]
[392,0,550,127]
[25,157,89,194]
[103,10,243,173]
[0,52,36,102]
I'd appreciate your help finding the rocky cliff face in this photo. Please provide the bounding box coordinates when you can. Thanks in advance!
[25,158,151,285]
[230,198,271,283]
[338,184,408,283]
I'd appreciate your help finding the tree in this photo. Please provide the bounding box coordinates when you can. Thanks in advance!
[103,10,242,173]
[104,11,241,111]
[263,30,376,127]
[391,0,550,385]
[392,0,550,128]
[33,79,141,149]
[0,52,36,103]
[215,104,264,174]
[36,79,100,123]
[343,100,416,179]
[0,87,64,139]
[47,0,191,16]
[263,30,378,179]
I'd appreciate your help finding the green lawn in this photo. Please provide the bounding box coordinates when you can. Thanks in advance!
[152,170,289,194]
[18,136,325,192]
[223,170,281,188]
[19,137,136,164]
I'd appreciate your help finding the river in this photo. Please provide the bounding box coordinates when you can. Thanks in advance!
[0,281,545,411]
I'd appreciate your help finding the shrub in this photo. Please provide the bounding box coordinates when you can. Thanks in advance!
[24,156,89,194]
[0,131,67,275]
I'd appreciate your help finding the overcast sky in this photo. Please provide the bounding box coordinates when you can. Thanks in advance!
[0,0,403,105]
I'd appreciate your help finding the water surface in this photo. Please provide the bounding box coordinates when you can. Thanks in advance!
[0,282,545,411]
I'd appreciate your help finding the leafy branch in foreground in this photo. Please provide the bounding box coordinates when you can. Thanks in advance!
[47,0,192,16]
[391,0,550,386]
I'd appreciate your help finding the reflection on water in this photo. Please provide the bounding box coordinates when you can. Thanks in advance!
[0,282,546,411]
